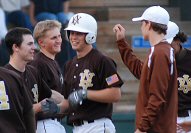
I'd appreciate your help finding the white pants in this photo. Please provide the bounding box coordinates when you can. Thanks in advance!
[73,118,116,133]
[177,110,191,133]
[36,119,66,133]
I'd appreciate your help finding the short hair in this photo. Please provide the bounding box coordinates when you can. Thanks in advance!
[143,20,167,35]
[150,22,167,35]
[33,20,62,42]
[5,27,32,55]
[173,31,188,43]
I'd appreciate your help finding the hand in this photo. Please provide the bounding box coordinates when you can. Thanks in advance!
[134,129,146,133]
[68,89,87,110]
[113,24,126,41]
[41,99,60,115]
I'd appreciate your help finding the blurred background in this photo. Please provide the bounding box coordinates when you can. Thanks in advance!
[1,0,191,132]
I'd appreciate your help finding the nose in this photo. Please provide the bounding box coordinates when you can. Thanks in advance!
[56,35,62,43]
[32,43,37,50]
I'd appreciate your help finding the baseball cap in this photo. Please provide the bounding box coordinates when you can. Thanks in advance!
[132,6,170,25]
[165,21,179,43]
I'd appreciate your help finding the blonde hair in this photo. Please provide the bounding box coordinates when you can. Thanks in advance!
[33,20,62,41]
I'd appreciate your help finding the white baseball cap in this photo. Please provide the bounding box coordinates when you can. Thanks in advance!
[132,6,170,25]
[165,21,179,43]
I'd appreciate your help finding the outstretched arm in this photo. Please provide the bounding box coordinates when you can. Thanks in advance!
[113,24,143,79]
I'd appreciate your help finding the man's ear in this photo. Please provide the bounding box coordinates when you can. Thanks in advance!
[12,43,19,52]
[38,39,44,47]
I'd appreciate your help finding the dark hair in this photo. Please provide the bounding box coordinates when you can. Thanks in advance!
[143,20,167,34]
[151,22,167,35]
[173,31,188,43]
[5,27,32,55]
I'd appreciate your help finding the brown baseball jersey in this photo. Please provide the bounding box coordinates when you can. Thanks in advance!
[117,39,177,133]
[30,52,64,94]
[0,67,33,133]
[63,48,123,125]
[29,52,64,120]
[4,64,52,103]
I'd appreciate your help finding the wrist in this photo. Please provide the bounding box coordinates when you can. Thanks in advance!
[82,89,87,99]
[57,105,61,113]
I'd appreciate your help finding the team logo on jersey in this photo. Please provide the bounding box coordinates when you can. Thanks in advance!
[72,15,81,25]
[32,84,39,103]
[79,69,95,89]
[177,74,191,93]
[0,81,10,110]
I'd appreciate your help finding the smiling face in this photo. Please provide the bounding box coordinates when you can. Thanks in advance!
[15,34,35,62]
[39,27,62,56]
[69,31,87,52]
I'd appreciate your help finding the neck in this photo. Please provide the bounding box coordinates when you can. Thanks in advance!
[9,56,27,72]
[77,45,93,58]
[149,32,165,46]
[40,49,55,60]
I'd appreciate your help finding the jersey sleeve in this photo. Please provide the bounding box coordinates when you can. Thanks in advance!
[98,56,123,88]
[117,39,143,79]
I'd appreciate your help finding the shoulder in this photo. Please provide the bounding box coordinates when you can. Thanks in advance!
[91,49,117,69]
[90,49,109,61]
[95,50,116,66]
[153,42,172,56]
[30,53,47,67]
[26,65,38,74]
[0,67,22,83]
[0,67,18,76]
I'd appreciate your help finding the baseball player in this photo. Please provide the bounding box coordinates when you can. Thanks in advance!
[4,27,64,129]
[63,13,123,133]
[30,20,68,133]
[166,22,191,132]
[0,67,35,133]
[175,32,191,133]
[113,6,178,133]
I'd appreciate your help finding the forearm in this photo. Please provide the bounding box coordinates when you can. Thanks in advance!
[33,103,42,113]
[117,39,143,79]
[58,99,69,113]
[87,87,121,103]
